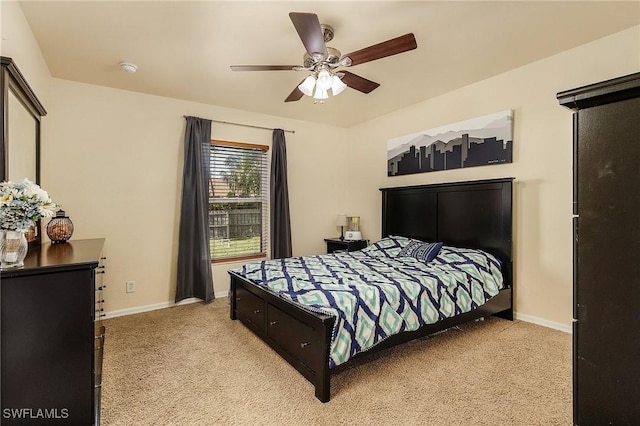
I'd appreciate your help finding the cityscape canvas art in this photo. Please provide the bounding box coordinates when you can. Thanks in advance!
[387,110,513,176]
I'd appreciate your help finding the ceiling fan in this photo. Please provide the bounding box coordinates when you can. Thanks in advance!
[230,12,417,103]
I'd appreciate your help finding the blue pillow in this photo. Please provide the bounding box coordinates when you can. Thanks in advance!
[359,235,415,258]
[397,241,443,262]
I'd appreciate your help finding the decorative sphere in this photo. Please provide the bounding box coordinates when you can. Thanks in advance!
[46,210,74,243]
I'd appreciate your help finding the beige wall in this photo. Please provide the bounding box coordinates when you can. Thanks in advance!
[346,26,640,328]
[0,1,51,105]
[44,79,349,313]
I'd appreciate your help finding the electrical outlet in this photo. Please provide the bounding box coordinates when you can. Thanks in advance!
[126,280,136,293]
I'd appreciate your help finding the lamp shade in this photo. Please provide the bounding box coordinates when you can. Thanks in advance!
[336,214,347,227]
[316,69,333,91]
[313,87,328,100]
[331,75,347,96]
[298,76,316,97]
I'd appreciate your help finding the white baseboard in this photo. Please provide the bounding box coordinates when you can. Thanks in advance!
[105,293,571,335]
[104,291,229,319]
[514,311,572,334]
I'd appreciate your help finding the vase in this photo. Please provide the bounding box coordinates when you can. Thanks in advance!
[0,230,29,269]
[46,209,74,243]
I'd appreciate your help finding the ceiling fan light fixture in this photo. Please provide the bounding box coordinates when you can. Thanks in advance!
[313,86,328,100]
[298,76,316,96]
[316,69,333,91]
[331,75,347,96]
[232,13,416,104]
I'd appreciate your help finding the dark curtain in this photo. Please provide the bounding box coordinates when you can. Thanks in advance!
[176,116,214,303]
[270,129,292,259]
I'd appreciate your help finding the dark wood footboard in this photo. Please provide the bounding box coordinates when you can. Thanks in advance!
[229,271,335,402]
[230,270,512,402]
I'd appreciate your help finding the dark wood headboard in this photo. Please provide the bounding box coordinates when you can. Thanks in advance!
[380,177,514,287]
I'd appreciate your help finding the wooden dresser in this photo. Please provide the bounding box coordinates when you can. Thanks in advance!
[558,73,640,424]
[0,238,106,425]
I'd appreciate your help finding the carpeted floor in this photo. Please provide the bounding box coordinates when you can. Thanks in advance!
[101,298,571,425]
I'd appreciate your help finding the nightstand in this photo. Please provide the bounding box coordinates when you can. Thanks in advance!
[324,238,368,254]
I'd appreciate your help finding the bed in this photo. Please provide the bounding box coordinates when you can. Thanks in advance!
[228,177,514,402]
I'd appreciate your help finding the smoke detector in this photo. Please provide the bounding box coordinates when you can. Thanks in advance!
[119,62,138,73]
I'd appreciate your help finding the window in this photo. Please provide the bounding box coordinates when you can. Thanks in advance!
[209,140,269,262]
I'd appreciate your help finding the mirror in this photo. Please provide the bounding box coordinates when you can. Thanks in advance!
[7,90,37,182]
[1,57,47,245]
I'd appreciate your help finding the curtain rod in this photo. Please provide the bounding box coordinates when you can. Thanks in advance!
[183,116,295,134]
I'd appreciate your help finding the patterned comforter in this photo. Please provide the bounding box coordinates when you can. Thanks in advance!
[232,243,504,368]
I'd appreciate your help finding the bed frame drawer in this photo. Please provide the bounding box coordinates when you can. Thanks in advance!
[235,284,265,332]
[266,304,325,372]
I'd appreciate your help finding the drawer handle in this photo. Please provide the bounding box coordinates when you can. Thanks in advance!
[253,309,262,314]
[269,321,279,326]
[236,297,242,301]
[96,271,105,274]
[300,342,310,348]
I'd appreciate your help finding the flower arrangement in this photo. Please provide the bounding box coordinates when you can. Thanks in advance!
[0,179,58,232]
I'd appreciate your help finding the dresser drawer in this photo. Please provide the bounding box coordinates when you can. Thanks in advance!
[235,284,265,332]
[266,304,323,372]
[325,238,368,254]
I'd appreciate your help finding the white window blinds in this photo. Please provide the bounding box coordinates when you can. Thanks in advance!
[209,141,269,261]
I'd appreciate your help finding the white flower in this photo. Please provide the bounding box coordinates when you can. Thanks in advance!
[0,179,58,232]
[0,193,13,206]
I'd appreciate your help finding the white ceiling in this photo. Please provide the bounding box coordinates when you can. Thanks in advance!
[18,1,640,127]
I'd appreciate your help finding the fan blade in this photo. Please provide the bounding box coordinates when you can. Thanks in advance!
[341,71,380,94]
[230,65,298,71]
[343,33,417,66]
[289,12,327,58]
[285,82,305,102]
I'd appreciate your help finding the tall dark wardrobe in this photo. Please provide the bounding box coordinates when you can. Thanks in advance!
[558,72,640,425]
